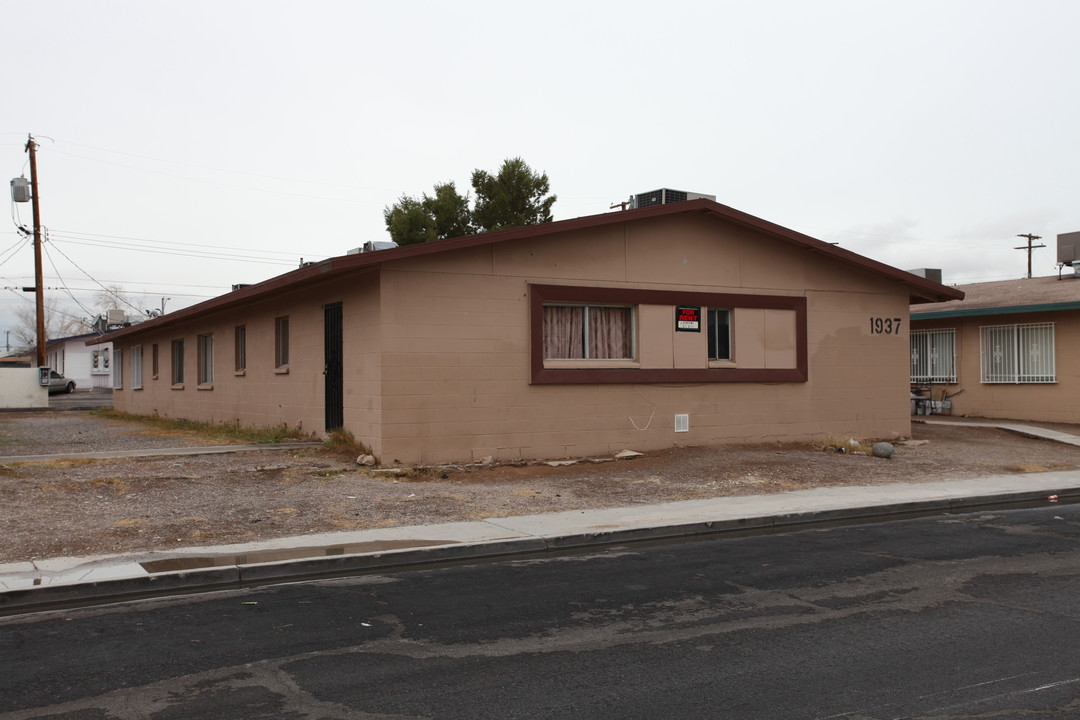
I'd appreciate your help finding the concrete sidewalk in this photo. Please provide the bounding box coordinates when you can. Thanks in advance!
[3,468,1079,615]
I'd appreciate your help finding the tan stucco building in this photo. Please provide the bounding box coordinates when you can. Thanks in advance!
[102,199,960,464]
[910,274,1080,423]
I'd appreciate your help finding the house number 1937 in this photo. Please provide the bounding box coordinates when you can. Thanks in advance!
[869,317,902,335]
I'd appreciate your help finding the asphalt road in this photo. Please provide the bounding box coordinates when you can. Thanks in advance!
[47,388,112,411]
[4,505,1080,719]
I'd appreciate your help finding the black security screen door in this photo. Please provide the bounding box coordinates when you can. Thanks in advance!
[324,302,344,431]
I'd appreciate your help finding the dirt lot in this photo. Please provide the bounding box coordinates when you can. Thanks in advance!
[2,411,1080,564]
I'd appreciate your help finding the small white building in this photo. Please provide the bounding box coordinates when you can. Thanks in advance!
[44,333,113,390]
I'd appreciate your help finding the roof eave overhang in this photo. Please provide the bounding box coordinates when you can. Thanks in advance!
[912,300,1080,320]
[98,198,962,344]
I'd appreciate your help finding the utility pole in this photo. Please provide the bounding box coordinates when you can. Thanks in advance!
[25,135,46,368]
[1014,233,1045,280]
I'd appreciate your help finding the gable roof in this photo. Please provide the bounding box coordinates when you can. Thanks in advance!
[99,198,964,344]
[911,274,1080,319]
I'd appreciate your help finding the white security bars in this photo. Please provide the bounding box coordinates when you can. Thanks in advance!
[980,322,1055,383]
[910,328,956,383]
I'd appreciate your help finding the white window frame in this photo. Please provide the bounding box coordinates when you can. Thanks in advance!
[910,328,957,383]
[131,345,143,390]
[980,322,1055,383]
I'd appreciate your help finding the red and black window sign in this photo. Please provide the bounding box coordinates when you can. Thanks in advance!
[676,305,701,332]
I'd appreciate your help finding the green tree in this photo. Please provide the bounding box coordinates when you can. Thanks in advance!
[471,157,556,233]
[424,182,474,239]
[384,158,556,244]
[383,183,473,246]
[383,194,437,246]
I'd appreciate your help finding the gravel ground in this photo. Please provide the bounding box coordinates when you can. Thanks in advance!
[2,411,1080,564]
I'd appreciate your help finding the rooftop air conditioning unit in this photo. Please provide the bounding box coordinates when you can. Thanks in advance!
[629,188,716,209]
[1058,231,1080,267]
[362,241,398,253]
[905,268,943,284]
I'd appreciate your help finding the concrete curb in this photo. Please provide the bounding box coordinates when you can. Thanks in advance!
[3,485,1074,615]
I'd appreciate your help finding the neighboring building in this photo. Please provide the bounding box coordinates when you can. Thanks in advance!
[44,333,113,390]
[100,198,960,465]
[910,274,1080,423]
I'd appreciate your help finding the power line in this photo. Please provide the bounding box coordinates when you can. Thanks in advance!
[49,148,378,205]
[49,227,328,258]
[56,138,387,192]
[48,236,300,267]
[42,238,97,319]
[1014,233,1046,280]
[2,273,226,293]
[43,236,146,315]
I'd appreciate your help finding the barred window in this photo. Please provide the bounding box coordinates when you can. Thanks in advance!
[910,329,956,383]
[980,322,1055,383]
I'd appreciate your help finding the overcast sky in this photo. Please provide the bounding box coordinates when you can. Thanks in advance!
[3,0,1078,351]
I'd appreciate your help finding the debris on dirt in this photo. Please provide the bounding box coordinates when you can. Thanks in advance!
[614,450,645,459]
[2,414,1080,563]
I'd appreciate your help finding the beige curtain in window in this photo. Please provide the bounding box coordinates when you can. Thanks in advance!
[589,307,632,359]
[543,306,585,358]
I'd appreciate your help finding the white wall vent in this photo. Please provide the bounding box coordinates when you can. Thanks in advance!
[674,414,690,433]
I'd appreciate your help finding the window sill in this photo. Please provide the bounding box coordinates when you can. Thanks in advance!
[133,386,143,391]
[708,360,737,369]
[543,359,640,370]
[274,366,290,375]
[171,383,184,390]
[151,374,159,381]
[197,383,213,391]
[234,369,246,377]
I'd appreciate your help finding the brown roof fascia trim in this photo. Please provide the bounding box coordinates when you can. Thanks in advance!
[529,284,808,385]
[99,198,958,345]
[96,264,377,345]
[339,199,963,304]
[691,203,964,304]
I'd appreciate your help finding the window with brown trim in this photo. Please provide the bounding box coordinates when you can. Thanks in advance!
[543,305,634,360]
[530,284,807,385]
[707,308,731,361]
[197,333,214,385]
[275,316,289,368]
[171,339,185,385]
[234,325,246,372]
